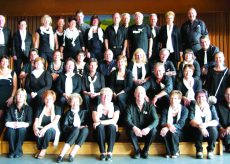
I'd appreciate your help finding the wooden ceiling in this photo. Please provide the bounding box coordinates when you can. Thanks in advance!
[0,0,229,16]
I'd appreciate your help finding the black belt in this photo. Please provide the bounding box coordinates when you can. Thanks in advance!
[112,46,122,49]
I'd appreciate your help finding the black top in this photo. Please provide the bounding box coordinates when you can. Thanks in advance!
[149,25,161,60]
[93,104,119,121]
[21,62,33,74]
[63,32,84,59]
[35,105,61,127]
[104,24,127,57]
[161,105,188,130]
[128,61,151,80]
[5,104,33,126]
[36,28,54,53]
[110,69,133,94]
[216,101,230,129]
[47,62,64,74]
[62,109,90,132]
[82,72,105,93]
[76,23,90,37]
[158,25,182,61]
[0,27,11,56]
[196,45,219,69]
[56,73,82,96]
[176,78,202,97]
[143,75,173,99]
[189,104,219,121]
[181,19,208,53]
[178,60,201,80]
[25,70,52,96]
[127,24,152,58]
[205,68,230,102]
[12,30,33,58]
[126,101,159,130]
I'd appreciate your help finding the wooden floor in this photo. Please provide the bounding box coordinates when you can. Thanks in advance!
[0,128,223,155]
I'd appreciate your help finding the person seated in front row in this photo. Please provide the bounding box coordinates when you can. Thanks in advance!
[56,93,89,163]
[143,62,173,114]
[56,58,82,111]
[33,90,61,159]
[92,87,120,161]
[189,89,219,159]
[126,86,158,159]
[160,90,188,158]
[176,64,202,107]
[82,58,105,110]
[216,87,230,153]
[5,88,33,158]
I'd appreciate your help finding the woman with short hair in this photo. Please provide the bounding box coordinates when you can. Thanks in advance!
[92,87,120,161]
[33,90,61,159]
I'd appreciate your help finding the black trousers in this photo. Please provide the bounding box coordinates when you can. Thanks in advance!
[39,51,53,64]
[14,54,29,75]
[6,127,27,156]
[163,130,182,155]
[115,93,128,113]
[83,95,100,110]
[65,127,89,146]
[127,128,157,153]
[221,134,230,149]
[95,124,117,153]
[36,128,56,150]
[192,126,218,152]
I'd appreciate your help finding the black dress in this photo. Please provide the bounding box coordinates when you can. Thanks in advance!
[0,71,14,110]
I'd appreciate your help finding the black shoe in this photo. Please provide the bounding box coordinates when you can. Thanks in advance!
[7,153,14,158]
[56,156,63,163]
[132,152,140,159]
[141,151,149,159]
[196,152,203,159]
[14,154,23,158]
[100,154,106,161]
[106,154,112,161]
[67,155,74,162]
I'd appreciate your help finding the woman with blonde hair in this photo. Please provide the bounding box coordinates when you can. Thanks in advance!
[5,88,33,158]
[92,87,120,161]
[56,93,89,162]
[159,11,182,70]
[128,48,150,86]
[34,14,57,63]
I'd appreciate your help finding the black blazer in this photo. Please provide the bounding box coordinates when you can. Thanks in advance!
[12,30,33,58]
[0,27,11,56]
[56,73,82,96]
[159,25,182,61]
[196,45,219,68]
[110,69,133,93]
[161,105,188,130]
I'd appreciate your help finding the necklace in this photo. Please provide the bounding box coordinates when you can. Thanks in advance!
[15,109,25,122]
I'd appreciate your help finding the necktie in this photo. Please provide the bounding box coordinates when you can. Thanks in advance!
[204,50,207,65]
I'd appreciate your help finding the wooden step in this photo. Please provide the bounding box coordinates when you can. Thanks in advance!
[0,140,223,155]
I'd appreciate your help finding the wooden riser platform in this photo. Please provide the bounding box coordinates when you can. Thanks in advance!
[0,141,223,155]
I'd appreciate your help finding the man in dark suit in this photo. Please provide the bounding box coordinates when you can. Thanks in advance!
[181,8,208,55]
[196,35,219,84]
[12,19,33,75]
[0,15,11,57]
[149,13,160,62]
